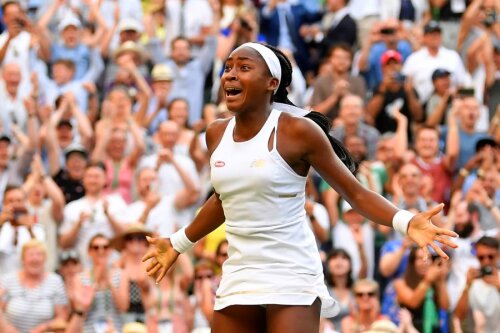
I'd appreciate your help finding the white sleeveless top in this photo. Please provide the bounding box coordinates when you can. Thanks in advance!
[210,109,339,317]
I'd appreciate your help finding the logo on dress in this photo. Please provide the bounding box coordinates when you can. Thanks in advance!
[250,159,267,168]
[214,161,225,167]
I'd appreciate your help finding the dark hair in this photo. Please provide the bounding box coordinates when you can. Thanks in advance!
[3,185,21,203]
[1,1,20,14]
[475,236,499,250]
[171,36,191,49]
[404,246,424,289]
[262,44,356,173]
[88,233,109,250]
[215,239,228,256]
[85,161,107,173]
[327,42,354,59]
[53,59,76,71]
[325,248,354,288]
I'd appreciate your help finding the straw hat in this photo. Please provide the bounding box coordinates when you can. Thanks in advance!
[112,41,146,63]
[364,319,398,333]
[122,322,147,333]
[110,224,152,251]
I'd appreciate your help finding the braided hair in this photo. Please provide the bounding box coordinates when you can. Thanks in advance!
[262,44,357,173]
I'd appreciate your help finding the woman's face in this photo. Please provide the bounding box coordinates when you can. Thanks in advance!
[107,130,127,160]
[108,89,132,117]
[23,247,46,276]
[414,248,430,276]
[29,182,46,204]
[88,237,111,264]
[328,254,351,278]
[124,233,149,255]
[169,100,189,128]
[354,284,378,312]
[221,47,279,112]
[215,243,229,267]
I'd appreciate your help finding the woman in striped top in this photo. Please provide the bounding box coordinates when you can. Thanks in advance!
[0,239,68,333]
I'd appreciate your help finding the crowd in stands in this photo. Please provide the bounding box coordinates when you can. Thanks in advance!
[0,0,498,332]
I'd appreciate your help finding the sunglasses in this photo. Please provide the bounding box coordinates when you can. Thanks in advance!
[355,291,376,298]
[478,254,495,261]
[125,234,146,242]
[91,244,110,251]
[195,274,213,280]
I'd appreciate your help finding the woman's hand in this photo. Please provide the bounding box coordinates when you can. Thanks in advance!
[142,237,180,283]
[407,204,458,260]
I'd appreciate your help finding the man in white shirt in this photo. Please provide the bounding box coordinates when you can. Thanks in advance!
[402,21,471,103]
[0,62,27,135]
[58,162,127,266]
[0,186,45,274]
[125,167,184,237]
[140,121,200,226]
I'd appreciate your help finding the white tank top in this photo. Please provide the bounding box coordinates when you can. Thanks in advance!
[210,109,338,317]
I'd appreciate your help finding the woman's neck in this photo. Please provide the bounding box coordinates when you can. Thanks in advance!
[20,271,44,287]
[332,275,348,289]
[234,105,272,140]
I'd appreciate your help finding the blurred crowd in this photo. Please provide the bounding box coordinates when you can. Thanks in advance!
[0,0,498,332]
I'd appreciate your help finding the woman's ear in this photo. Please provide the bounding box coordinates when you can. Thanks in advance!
[267,77,280,93]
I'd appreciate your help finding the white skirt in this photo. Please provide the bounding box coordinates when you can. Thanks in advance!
[213,220,339,318]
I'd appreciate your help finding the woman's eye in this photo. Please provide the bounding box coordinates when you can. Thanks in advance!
[224,64,232,72]
[241,65,250,70]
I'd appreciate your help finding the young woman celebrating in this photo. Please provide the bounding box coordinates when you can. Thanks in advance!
[143,42,458,332]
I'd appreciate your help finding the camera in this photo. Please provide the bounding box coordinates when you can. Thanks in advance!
[483,10,497,27]
[457,87,475,97]
[15,18,25,28]
[380,27,396,35]
[11,207,28,226]
[480,266,493,277]
[392,72,406,83]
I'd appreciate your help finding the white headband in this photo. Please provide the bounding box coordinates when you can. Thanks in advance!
[232,42,282,93]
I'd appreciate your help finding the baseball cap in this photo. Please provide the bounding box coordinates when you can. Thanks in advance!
[431,68,451,81]
[118,18,143,33]
[476,137,498,152]
[0,134,11,144]
[380,49,402,66]
[424,21,442,34]
[58,249,80,264]
[152,64,174,82]
[58,15,82,32]
[64,143,88,159]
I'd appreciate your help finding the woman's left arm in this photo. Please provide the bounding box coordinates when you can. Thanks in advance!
[289,117,457,258]
[109,269,130,312]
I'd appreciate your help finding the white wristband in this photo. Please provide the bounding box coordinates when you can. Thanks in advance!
[392,210,415,235]
[169,227,195,253]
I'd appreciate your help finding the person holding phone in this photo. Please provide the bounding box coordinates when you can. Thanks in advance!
[142,42,457,332]
[454,236,499,332]
[366,49,423,142]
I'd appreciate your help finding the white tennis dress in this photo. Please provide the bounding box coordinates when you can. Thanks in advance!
[210,109,339,317]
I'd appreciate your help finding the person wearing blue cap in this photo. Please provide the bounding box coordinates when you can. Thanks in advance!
[143,42,458,332]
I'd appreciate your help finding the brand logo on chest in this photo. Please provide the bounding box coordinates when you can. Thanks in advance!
[214,161,225,167]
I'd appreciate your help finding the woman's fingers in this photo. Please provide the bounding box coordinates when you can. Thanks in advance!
[147,262,162,277]
[145,257,159,271]
[436,227,459,239]
[156,266,169,284]
[424,203,444,218]
[146,236,157,245]
[142,251,156,263]
[420,244,430,262]
[434,234,458,249]
[429,241,449,260]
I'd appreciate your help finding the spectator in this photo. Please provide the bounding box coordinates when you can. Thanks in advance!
[191,259,216,331]
[332,201,373,279]
[402,20,470,104]
[394,246,450,333]
[167,98,196,157]
[0,62,29,135]
[347,0,380,45]
[71,234,129,333]
[91,121,145,204]
[310,43,366,119]
[332,94,380,160]
[341,279,387,332]
[23,154,65,272]
[325,249,355,331]
[0,185,45,274]
[454,236,500,333]
[111,224,156,326]
[424,68,453,126]
[57,249,83,313]
[259,0,321,75]
[380,0,430,27]
[0,239,68,333]
[139,121,200,227]
[356,19,414,91]
[139,64,174,135]
[58,162,128,264]
[164,3,219,125]
[366,49,423,141]
[428,0,467,49]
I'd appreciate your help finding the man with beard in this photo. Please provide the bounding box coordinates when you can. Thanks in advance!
[446,200,495,314]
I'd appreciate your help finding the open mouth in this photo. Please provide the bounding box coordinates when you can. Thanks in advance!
[225,87,243,98]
